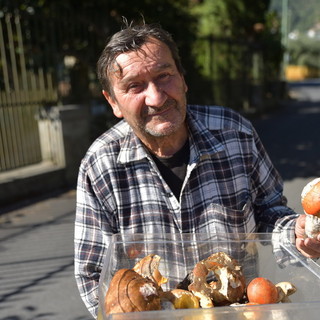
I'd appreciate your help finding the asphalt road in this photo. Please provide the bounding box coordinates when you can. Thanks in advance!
[0,80,319,320]
[252,79,320,213]
[0,189,92,320]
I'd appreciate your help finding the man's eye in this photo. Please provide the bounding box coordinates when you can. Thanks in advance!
[127,83,142,92]
[158,73,170,81]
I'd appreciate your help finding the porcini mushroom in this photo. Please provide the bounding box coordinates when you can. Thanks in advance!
[104,268,162,315]
[161,289,200,309]
[133,254,167,286]
[188,252,246,307]
[276,281,297,303]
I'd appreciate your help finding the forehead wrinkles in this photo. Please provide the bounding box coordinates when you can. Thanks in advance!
[110,41,169,80]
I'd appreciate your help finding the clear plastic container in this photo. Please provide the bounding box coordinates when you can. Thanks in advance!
[98,233,320,320]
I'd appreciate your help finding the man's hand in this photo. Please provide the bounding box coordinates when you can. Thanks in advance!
[295,215,320,258]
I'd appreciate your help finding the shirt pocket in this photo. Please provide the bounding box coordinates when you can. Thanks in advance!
[195,198,256,235]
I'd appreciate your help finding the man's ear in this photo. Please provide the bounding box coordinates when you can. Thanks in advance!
[182,75,188,93]
[102,90,123,118]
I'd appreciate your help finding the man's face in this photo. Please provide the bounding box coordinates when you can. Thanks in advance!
[103,39,188,141]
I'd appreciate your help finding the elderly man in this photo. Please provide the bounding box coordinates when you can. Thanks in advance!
[74,22,320,318]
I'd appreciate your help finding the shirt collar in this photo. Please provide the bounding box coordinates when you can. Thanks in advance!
[186,110,225,163]
[117,126,149,164]
[117,107,225,164]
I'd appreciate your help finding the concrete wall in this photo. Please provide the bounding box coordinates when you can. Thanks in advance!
[0,105,91,207]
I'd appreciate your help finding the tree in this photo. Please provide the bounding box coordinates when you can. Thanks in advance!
[187,0,283,109]
[189,0,282,79]
[1,0,202,102]
[270,0,320,33]
[288,37,320,69]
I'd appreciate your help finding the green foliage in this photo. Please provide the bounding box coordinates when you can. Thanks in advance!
[270,0,320,72]
[191,0,270,38]
[1,0,286,107]
[287,37,320,68]
[1,0,196,66]
[259,11,284,80]
[1,0,204,102]
[270,0,320,33]
[190,0,282,82]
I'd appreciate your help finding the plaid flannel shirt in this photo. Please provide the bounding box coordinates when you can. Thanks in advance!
[74,105,298,318]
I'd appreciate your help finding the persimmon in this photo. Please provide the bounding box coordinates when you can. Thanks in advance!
[247,277,278,304]
[301,177,320,216]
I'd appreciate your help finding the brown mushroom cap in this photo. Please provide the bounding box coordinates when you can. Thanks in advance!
[105,268,162,315]
[301,178,320,216]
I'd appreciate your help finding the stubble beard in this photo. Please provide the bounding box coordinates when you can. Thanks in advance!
[138,98,187,138]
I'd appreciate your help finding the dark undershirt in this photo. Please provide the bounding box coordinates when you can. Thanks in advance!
[151,140,190,199]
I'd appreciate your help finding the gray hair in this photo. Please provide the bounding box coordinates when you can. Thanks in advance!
[97,22,185,99]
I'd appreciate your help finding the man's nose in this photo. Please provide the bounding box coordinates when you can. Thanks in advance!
[144,82,167,106]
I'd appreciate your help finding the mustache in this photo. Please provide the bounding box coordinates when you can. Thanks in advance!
[144,99,176,116]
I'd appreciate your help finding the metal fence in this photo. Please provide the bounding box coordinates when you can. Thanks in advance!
[0,12,58,172]
[0,3,107,173]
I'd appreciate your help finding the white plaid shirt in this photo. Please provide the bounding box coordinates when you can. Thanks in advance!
[74,105,298,318]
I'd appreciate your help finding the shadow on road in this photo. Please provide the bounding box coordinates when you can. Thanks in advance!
[0,190,91,320]
[252,82,320,181]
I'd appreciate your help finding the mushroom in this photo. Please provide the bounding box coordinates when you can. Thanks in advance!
[161,289,200,309]
[104,268,162,315]
[246,277,279,304]
[133,254,167,286]
[301,177,320,238]
[276,281,297,303]
[188,252,246,307]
